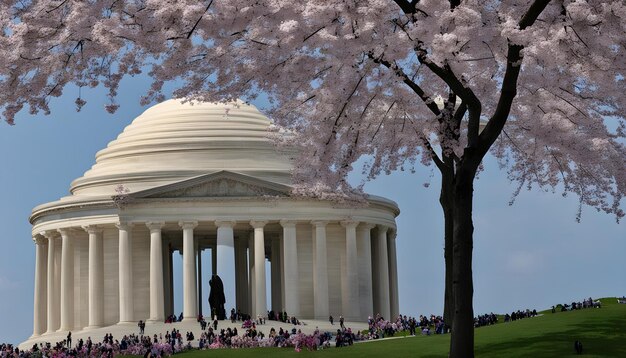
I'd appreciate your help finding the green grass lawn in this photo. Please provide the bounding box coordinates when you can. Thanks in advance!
[123,297,626,357]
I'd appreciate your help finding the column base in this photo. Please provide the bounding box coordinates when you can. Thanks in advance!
[181,317,198,322]
[83,325,103,331]
[147,318,164,323]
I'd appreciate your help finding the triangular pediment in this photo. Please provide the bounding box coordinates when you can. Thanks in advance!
[131,171,291,199]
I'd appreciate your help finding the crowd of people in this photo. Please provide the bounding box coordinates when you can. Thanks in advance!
[553,297,601,312]
[504,309,538,322]
[473,308,539,328]
[474,312,498,327]
[5,296,611,357]
[363,313,447,338]
[0,312,420,357]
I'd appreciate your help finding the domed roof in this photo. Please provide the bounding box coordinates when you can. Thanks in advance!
[70,99,294,196]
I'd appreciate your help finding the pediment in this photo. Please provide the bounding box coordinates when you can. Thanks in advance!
[131,171,291,199]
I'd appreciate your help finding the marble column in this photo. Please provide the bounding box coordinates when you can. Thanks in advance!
[197,246,202,316]
[311,221,329,319]
[376,225,390,319]
[235,238,249,313]
[279,232,285,309]
[270,237,282,313]
[44,232,59,334]
[388,231,399,319]
[85,226,104,328]
[147,222,165,322]
[117,222,134,323]
[54,239,62,329]
[248,231,256,316]
[280,220,299,316]
[357,224,375,319]
[216,221,236,314]
[168,246,174,317]
[58,228,74,331]
[179,221,198,321]
[163,240,172,318]
[250,221,267,318]
[341,220,360,320]
[32,236,48,336]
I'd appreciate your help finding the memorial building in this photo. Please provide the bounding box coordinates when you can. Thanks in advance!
[27,100,400,338]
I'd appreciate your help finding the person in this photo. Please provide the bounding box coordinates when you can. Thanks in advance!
[213,315,218,330]
[339,315,345,330]
[574,340,583,354]
[138,320,145,335]
[335,329,343,347]
[66,331,72,348]
[329,315,334,325]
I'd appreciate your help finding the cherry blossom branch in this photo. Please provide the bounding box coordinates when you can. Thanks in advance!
[414,49,482,148]
[368,52,441,117]
[478,0,552,155]
[186,0,213,40]
[420,131,445,171]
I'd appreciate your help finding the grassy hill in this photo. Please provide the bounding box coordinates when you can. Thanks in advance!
[129,297,626,357]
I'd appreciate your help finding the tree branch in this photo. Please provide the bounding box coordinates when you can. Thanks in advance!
[478,0,551,156]
[186,0,213,39]
[369,53,441,116]
[416,50,482,147]
[420,132,445,171]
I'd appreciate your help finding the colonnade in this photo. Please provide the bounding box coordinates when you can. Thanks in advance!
[31,220,398,336]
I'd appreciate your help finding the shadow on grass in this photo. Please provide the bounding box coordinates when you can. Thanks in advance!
[475,316,626,357]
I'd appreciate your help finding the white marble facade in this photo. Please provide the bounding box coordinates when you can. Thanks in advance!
[27,100,400,338]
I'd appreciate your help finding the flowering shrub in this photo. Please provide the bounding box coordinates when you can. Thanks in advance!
[287,332,319,351]
[228,336,275,349]
[207,341,225,349]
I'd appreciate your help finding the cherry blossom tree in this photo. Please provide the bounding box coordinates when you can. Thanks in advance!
[1,1,625,356]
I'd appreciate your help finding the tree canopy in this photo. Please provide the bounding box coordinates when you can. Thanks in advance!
[1,0,623,218]
[2,1,625,356]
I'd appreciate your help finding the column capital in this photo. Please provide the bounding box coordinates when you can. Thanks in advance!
[33,236,47,245]
[310,220,329,227]
[340,220,359,229]
[178,221,198,230]
[249,221,267,229]
[146,221,165,232]
[115,222,134,230]
[279,220,297,228]
[361,223,377,230]
[215,220,236,229]
[39,230,58,240]
[377,224,389,234]
[82,225,103,235]
[56,228,72,237]
[389,230,397,240]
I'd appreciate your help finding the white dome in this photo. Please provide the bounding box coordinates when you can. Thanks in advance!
[70,99,293,196]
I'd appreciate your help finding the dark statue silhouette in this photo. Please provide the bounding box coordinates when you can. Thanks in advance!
[209,274,226,320]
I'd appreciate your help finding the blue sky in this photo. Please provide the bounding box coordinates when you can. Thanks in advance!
[0,75,624,344]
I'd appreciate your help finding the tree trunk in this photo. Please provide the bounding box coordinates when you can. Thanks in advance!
[449,162,477,358]
[440,167,455,332]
